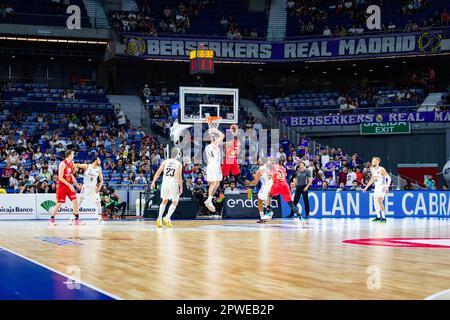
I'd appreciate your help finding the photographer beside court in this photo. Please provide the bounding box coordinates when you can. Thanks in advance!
[102,188,127,219]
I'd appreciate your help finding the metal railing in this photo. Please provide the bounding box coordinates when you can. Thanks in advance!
[120,31,267,41]
[0,10,111,29]
[283,24,449,40]
[120,25,449,41]
[0,99,116,114]
[0,12,91,27]
[273,103,424,116]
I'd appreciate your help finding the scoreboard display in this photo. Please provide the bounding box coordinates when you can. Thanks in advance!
[190,49,214,74]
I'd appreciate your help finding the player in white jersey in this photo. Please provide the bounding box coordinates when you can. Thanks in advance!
[363,157,391,223]
[151,147,183,228]
[74,157,103,224]
[204,127,225,213]
[246,157,274,223]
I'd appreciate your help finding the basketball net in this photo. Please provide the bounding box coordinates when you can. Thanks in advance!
[206,116,222,131]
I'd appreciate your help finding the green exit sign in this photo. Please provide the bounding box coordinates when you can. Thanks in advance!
[360,122,411,135]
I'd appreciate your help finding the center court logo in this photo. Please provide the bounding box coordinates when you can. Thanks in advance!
[343,237,450,248]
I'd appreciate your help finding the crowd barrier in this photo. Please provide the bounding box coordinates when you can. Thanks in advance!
[279,190,450,218]
[220,191,450,219]
[0,194,98,220]
[1,191,450,220]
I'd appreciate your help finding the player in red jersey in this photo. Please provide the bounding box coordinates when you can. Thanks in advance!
[49,150,82,226]
[221,125,241,183]
[269,157,302,223]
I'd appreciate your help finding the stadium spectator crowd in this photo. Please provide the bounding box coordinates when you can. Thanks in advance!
[111,10,159,35]
[0,109,161,192]
[0,3,14,20]
[111,0,266,39]
[111,1,202,34]
[286,0,450,37]
[258,85,426,117]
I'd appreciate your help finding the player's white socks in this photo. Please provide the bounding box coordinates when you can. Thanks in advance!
[206,195,212,203]
[158,203,167,220]
[376,211,381,219]
[166,205,177,221]
[259,211,264,219]
[381,211,386,219]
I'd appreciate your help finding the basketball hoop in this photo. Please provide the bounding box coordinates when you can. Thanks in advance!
[206,116,222,131]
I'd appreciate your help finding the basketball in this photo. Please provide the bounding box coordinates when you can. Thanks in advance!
[230,124,239,135]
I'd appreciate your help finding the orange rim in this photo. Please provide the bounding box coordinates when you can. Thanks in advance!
[206,116,222,124]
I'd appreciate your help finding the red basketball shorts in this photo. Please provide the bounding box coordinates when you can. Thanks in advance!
[270,182,292,203]
[56,184,77,203]
[222,163,240,176]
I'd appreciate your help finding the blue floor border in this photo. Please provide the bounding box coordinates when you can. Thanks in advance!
[0,247,119,300]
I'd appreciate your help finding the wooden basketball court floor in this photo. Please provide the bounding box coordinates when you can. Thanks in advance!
[0,218,450,300]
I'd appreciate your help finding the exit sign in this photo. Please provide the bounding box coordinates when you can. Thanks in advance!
[360,122,411,135]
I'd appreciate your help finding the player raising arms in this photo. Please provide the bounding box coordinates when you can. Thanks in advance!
[222,124,241,184]
[49,150,82,226]
[74,157,104,224]
[151,147,183,228]
[246,157,274,223]
[363,157,391,223]
[204,127,225,213]
[270,157,302,224]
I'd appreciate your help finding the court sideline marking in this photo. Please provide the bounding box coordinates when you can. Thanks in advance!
[0,246,122,300]
[425,288,450,300]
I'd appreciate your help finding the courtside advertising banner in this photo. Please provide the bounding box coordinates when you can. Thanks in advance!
[281,190,450,218]
[0,194,36,220]
[222,193,282,219]
[35,194,98,220]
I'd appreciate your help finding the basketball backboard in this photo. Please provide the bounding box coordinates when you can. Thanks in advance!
[178,86,239,124]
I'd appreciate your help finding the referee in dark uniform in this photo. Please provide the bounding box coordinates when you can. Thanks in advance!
[291,162,313,222]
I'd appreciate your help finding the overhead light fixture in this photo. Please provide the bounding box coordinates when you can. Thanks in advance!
[258,68,263,71]
[352,63,357,67]
[305,66,309,69]
[402,61,407,64]
[50,57,54,60]
[291,70,295,73]
[88,58,92,62]
[369,69,373,72]
[322,71,327,74]
[0,36,108,45]
[11,55,15,58]
[354,72,358,76]
[385,65,389,68]
[337,67,341,71]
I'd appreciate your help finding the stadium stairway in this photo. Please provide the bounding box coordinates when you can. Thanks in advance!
[267,0,287,40]
[240,98,270,128]
[107,95,143,129]
[82,0,110,28]
[418,92,445,111]
[121,0,138,12]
